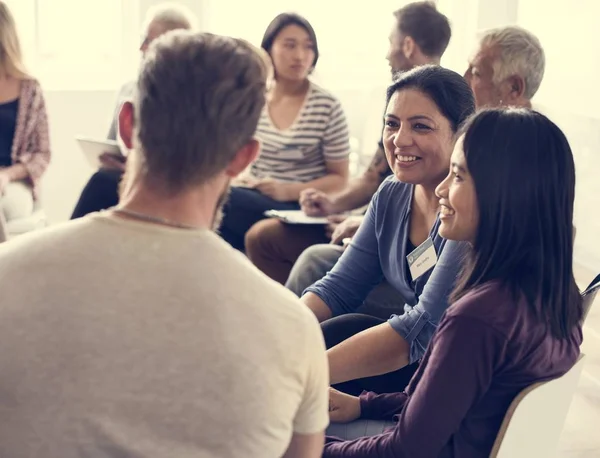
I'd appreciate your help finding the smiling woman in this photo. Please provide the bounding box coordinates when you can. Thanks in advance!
[299,65,476,396]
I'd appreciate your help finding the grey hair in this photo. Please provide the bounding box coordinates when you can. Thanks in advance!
[480,26,545,100]
[144,2,198,31]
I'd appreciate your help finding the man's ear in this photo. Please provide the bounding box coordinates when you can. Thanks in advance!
[505,74,526,101]
[402,36,416,59]
[118,101,135,149]
[225,138,260,178]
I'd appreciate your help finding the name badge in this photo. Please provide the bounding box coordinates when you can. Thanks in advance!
[406,237,437,281]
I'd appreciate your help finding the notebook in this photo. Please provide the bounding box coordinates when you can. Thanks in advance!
[264,210,328,225]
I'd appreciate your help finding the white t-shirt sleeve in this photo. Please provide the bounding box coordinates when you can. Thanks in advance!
[293,311,330,435]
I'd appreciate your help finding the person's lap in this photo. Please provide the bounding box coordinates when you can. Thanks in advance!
[71,169,122,219]
[0,180,34,243]
[286,243,405,319]
[1,181,34,220]
[322,313,418,396]
[219,186,299,251]
[326,419,395,440]
[286,243,345,295]
[245,218,329,284]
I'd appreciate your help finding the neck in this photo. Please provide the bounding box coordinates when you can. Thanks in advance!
[272,77,309,98]
[414,182,441,213]
[116,177,225,230]
[413,55,440,68]
[513,98,532,109]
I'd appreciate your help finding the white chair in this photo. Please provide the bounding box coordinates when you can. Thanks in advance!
[490,354,586,458]
[582,273,600,322]
[6,200,48,238]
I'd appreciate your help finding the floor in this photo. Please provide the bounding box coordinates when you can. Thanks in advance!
[558,264,600,457]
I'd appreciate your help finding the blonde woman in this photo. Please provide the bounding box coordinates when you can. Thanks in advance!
[0,1,50,242]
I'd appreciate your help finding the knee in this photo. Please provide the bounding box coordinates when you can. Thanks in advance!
[85,170,122,192]
[286,244,342,296]
[245,219,284,261]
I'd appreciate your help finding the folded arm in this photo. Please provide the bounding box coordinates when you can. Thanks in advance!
[325,240,468,384]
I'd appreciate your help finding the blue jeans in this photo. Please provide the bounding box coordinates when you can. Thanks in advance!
[219,187,299,251]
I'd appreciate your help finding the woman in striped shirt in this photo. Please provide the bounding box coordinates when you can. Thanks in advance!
[219,13,350,251]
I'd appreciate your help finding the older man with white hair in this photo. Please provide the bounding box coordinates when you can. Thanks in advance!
[464,25,545,109]
[71,2,197,219]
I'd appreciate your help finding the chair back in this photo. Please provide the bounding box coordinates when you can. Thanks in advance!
[490,354,586,458]
[582,273,600,322]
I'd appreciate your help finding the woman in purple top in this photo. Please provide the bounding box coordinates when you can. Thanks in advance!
[324,108,584,457]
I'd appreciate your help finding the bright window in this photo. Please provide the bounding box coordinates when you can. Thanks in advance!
[4,0,139,90]
[205,0,406,90]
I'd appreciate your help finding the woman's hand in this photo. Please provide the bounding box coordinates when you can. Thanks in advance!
[329,388,361,423]
[300,188,337,216]
[99,152,127,172]
[325,214,346,239]
[255,178,294,202]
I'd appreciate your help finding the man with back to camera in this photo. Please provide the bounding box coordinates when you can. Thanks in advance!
[0,31,328,458]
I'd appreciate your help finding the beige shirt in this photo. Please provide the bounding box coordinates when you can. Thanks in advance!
[0,213,329,457]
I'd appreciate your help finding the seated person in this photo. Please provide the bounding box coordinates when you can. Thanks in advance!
[0,2,50,243]
[218,12,350,251]
[0,32,328,457]
[323,108,583,458]
[302,65,475,395]
[70,2,196,219]
[245,1,452,285]
[287,24,546,301]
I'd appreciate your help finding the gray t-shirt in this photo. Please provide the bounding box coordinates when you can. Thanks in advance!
[0,213,329,457]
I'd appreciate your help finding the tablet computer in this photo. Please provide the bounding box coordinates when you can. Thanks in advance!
[75,136,124,168]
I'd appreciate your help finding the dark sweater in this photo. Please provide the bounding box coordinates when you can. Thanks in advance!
[324,280,582,458]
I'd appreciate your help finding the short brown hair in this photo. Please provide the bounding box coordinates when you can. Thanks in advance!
[134,31,267,192]
[394,1,451,58]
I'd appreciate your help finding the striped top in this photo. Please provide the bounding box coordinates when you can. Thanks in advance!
[251,82,350,183]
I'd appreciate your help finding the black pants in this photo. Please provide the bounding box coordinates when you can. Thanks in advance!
[71,169,122,219]
[322,313,419,396]
[219,186,299,251]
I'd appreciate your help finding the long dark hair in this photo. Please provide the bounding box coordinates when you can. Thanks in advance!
[260,13,319,68]
[387,65,475,133]
[451,108,582,339]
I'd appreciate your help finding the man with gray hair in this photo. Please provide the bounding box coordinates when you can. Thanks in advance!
[71,2,197,218]
[0,32,328,458]
[464,25,545,108]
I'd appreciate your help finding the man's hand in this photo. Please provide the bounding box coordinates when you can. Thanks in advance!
[300,188,337,216]
[99,152,127,172]
[255,178,293,202]
[329,215,363,245]
[328,388,361,423]
[0,170,10,195]
[325,214,347,239]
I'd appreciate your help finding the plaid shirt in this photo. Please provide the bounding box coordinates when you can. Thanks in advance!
[10,78,51,199]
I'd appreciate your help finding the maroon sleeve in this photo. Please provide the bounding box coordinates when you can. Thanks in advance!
[323,314,505,458]
[359,390,408,420]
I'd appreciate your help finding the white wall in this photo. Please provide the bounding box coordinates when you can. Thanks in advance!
[41,0,209,222]
[39,0,600,269]
[516,0,600,270]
